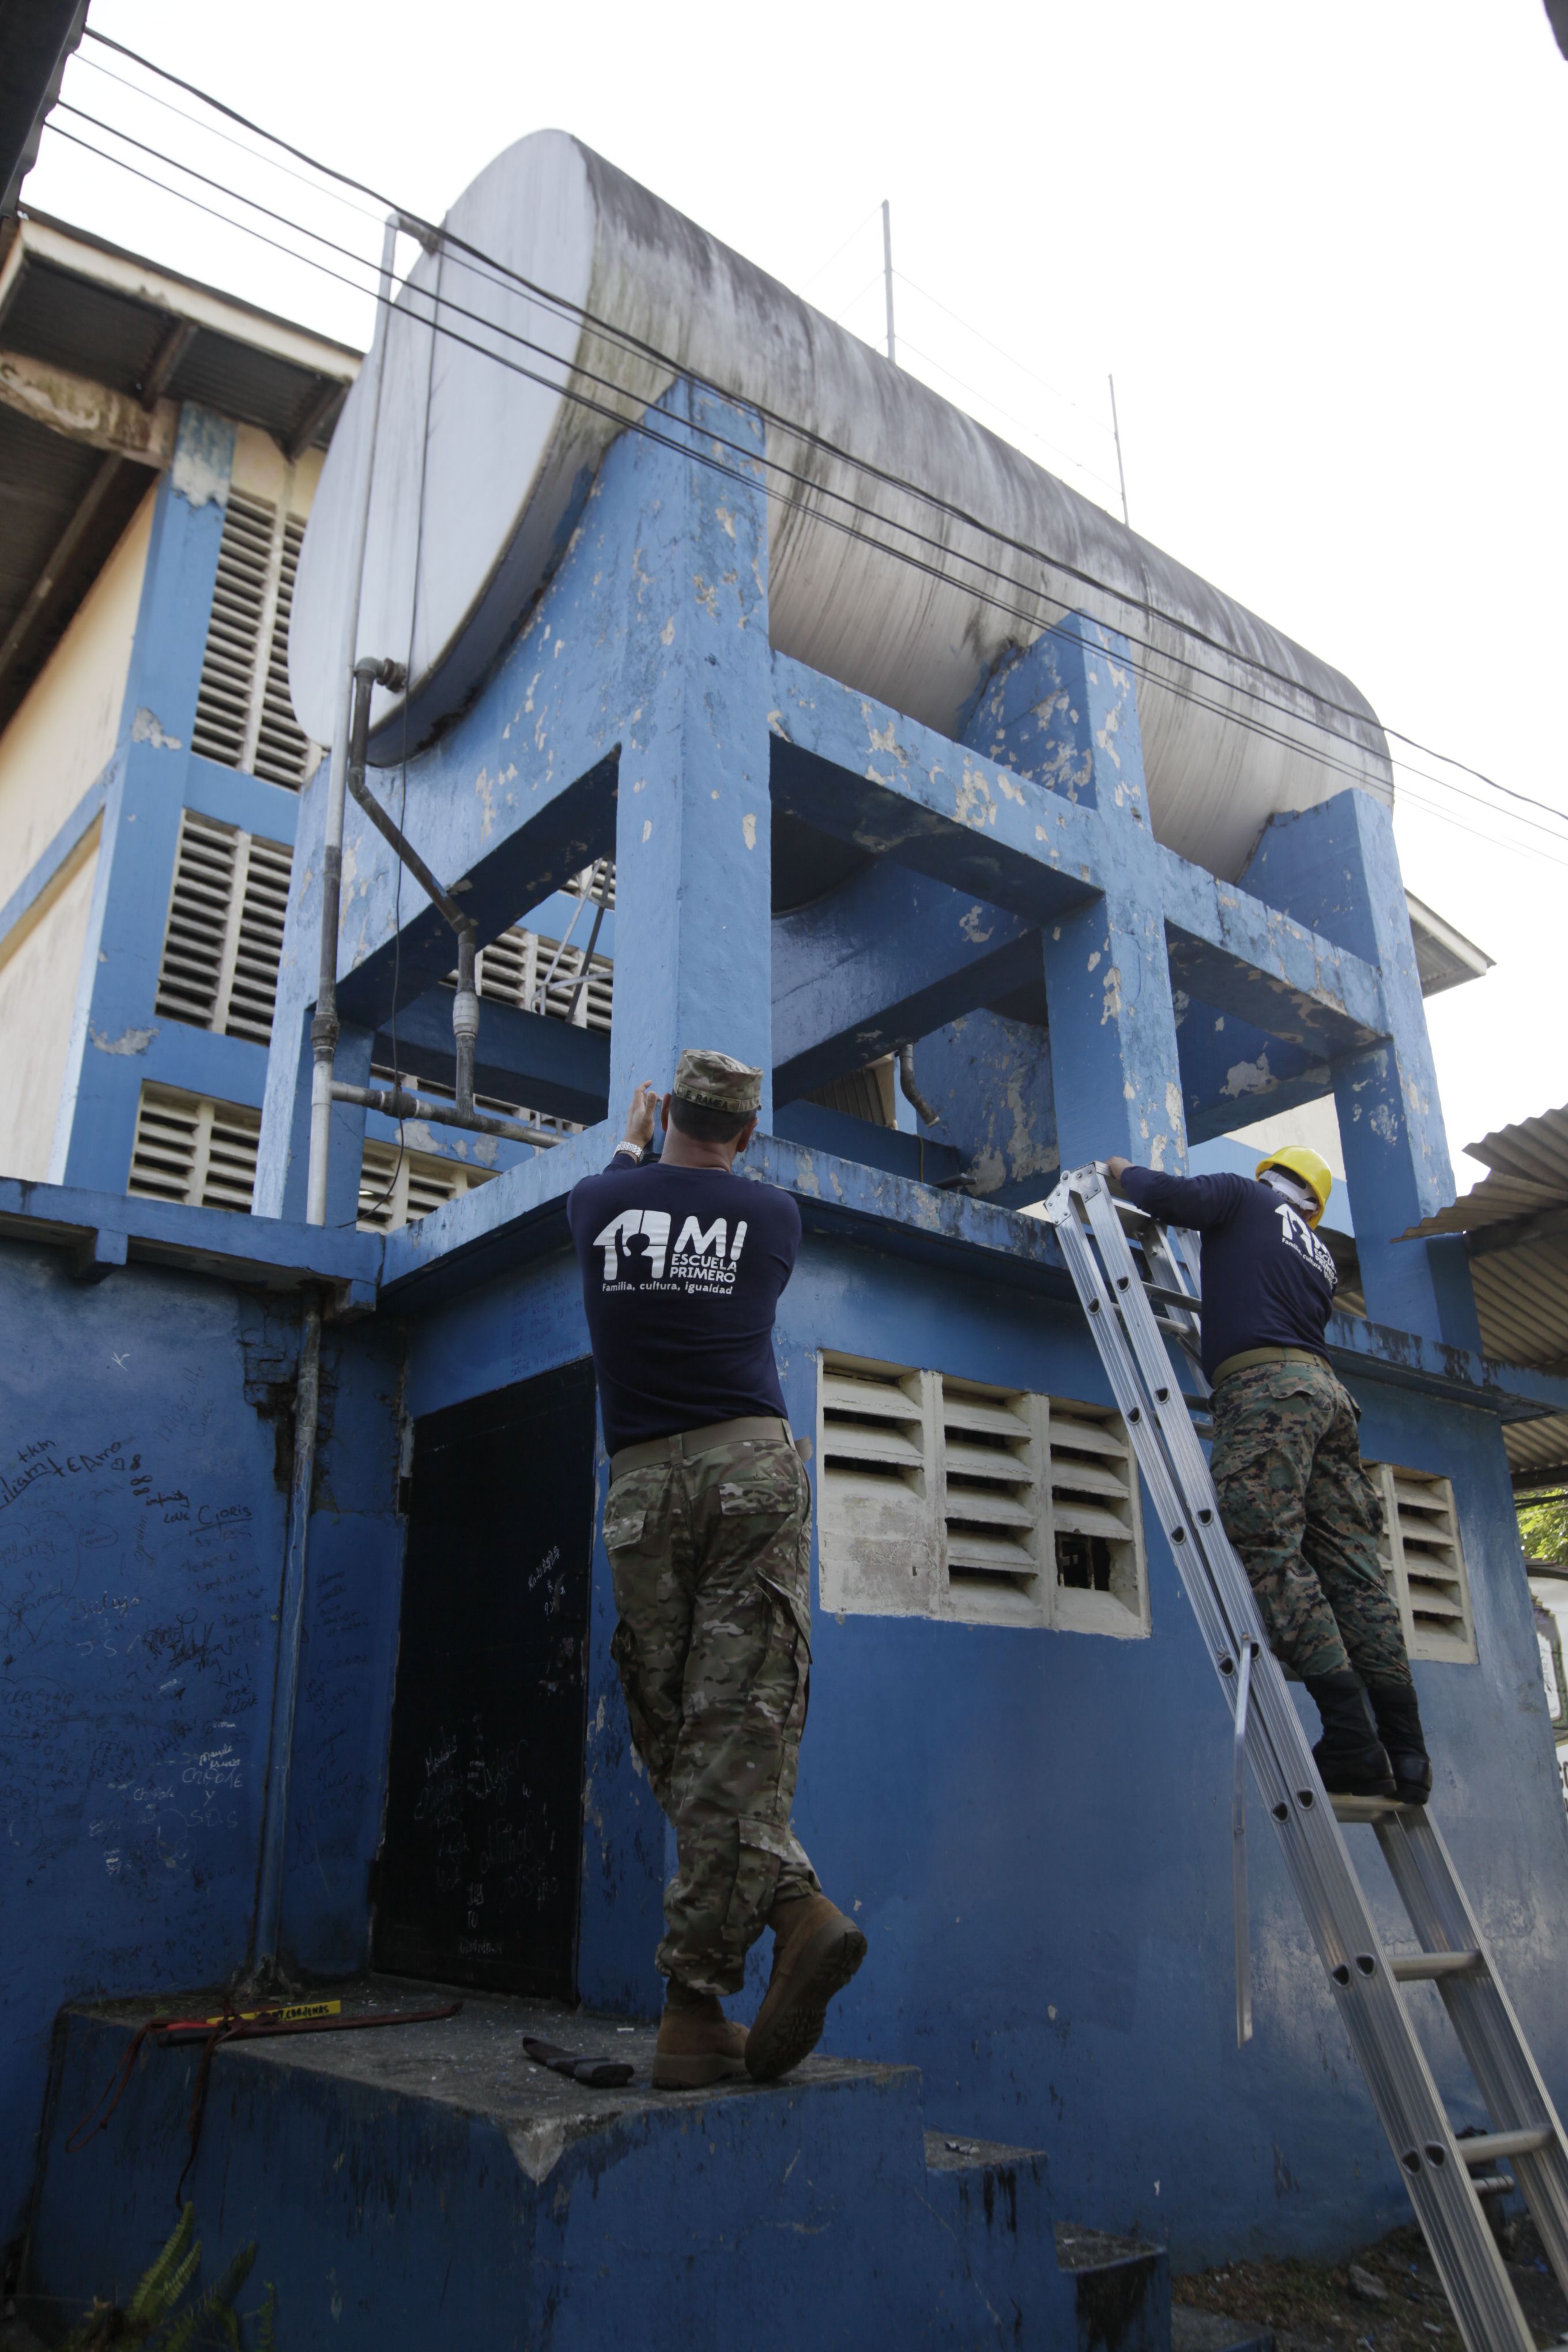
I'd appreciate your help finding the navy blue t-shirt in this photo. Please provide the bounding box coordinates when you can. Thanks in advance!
[1116,1167,1338,1382]
[567,1157,801,1456]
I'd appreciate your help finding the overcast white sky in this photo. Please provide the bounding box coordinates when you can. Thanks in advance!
[25,1,1566,1189]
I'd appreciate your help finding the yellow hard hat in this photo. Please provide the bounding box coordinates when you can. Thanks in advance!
[1256,1146,1333,1227]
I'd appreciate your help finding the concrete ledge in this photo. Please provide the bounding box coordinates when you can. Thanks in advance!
[0,1176,380,1309]
[29,1984,1094,2352]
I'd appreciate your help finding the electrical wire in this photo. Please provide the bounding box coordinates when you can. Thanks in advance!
[48,113,1418,828]
[797,203,883,292]
[894,332,1126,499]
[50,71,1568,851]
[69,28,1568,840]
[69,50,385,225]
[893,266,1121,439]
[74,24,1568,838]
[48,116,1568,873]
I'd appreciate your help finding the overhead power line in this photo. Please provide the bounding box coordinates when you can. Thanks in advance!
[58,39,1568,851]
[45,109,1568,872]
[43,115,1416,816]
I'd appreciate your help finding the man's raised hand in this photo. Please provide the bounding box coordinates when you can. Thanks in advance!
[624,1081,659,1149]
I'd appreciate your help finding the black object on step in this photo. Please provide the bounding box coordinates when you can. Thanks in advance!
[522,2035,635,2088]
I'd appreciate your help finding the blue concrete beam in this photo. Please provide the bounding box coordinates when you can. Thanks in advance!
[0,1174,380,1307]
[771,1098,964,1186]
[335,755,619,1031]
[769,657,1103,927]
[909,1009,1059,1207]
[1160,845,1386,1058]
[373,989,609,1126]
[1174,994,1330,1145]
[771,861,1037,1103]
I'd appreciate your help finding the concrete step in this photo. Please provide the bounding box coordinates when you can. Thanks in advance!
[27,1979,1172,2351]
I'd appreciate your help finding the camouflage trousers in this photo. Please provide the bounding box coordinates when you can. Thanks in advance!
[602,1430,820,1998]
[1209,1359,1412,1685]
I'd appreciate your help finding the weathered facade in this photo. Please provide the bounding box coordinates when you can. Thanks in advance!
[1,145,1566,2351]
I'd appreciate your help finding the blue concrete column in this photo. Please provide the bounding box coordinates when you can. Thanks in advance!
[52,407,237,1191]
[907,1007,1058,1205]
[254,741,372,1226]
[607,383,773,1124]
[1242,793,1480,1348]
[965,614,1186,1175]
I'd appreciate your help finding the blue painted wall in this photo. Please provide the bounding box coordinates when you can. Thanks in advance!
[397,1214,1568,2270]
[0,1236,404,2247]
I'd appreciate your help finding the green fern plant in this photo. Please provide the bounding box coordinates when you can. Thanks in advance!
[59,2206,263,2351]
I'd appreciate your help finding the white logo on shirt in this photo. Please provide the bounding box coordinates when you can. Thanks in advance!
[1275,1202,1338,1291]
[592,1209,749,1293]
[593,1208,671,1281]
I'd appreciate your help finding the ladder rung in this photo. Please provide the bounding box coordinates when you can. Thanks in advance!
[1458,2128,1555,2165]
[1390,1950,1485,1981]
[1142,1281,1203,1311]
[1330,1793,1422,1823]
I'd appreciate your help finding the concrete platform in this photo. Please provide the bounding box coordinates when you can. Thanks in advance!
[26,1980,1171,2351]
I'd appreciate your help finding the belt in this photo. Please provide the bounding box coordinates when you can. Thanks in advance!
[1212,1345,1329,1387]
[610,1415,793,1482]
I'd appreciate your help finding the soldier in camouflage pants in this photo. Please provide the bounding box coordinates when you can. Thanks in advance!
[1209,1357,1411,1685]
[602,1428,821,1996]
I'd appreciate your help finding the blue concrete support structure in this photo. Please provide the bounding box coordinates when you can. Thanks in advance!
[7,357,1561,2342]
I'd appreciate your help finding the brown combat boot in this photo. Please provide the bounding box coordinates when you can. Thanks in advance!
[745,1894,867,2083]
[650,1982,748,2090]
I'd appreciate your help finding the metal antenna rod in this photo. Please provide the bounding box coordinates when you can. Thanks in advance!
[881,199,896,367]
[1109,371,1129,527]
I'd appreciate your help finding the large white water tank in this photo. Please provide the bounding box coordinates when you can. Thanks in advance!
[291,130,1390,881]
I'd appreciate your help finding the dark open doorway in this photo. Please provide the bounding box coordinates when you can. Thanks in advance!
[372,1359,597,1999]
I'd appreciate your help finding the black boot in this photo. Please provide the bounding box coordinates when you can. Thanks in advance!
[1366,1676,1433,1806]
[1303,1669,1397,1798]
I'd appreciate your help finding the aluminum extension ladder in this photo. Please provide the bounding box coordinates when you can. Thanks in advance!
[1042,1162,1568,2352]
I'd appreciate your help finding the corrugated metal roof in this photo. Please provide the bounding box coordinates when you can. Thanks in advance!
[1396,1101,1568,1484]
[0,212,359,733]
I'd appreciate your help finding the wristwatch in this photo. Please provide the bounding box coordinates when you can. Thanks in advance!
[612,1141,647,1164]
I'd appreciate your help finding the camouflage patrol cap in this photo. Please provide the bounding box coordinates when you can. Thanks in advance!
[672,1047,762,1115]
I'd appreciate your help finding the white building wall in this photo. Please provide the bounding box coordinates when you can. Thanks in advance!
[0,840,100,1179]
[0,489,153,895]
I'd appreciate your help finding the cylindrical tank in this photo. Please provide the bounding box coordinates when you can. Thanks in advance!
[291,130,1390,881]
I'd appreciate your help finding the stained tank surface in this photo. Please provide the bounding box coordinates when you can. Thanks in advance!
[291,129,1391,880]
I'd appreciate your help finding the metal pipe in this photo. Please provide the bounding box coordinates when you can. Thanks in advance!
[330,1079,553,1150]
[452,925,479,1113]
[341,662,472,937]
[252,1289,323,1982]
[310,654,400,1224]
[881,199,896,368]
[898,1042,941,1127]
[561,863,612,1024]
[306,213,399,1228]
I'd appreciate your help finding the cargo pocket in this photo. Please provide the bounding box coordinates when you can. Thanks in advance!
[602,1495,647,1552]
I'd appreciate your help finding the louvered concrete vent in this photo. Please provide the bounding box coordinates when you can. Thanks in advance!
[191,491,315,787]
[356,1140,496,1234]
[1369,1463,1476,1664]
[127,1085,259,1212]
[817,1352,1147,1633]
[156,812,292,1045]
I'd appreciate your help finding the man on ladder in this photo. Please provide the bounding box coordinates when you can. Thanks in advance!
[1106,1145,1434,1806]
